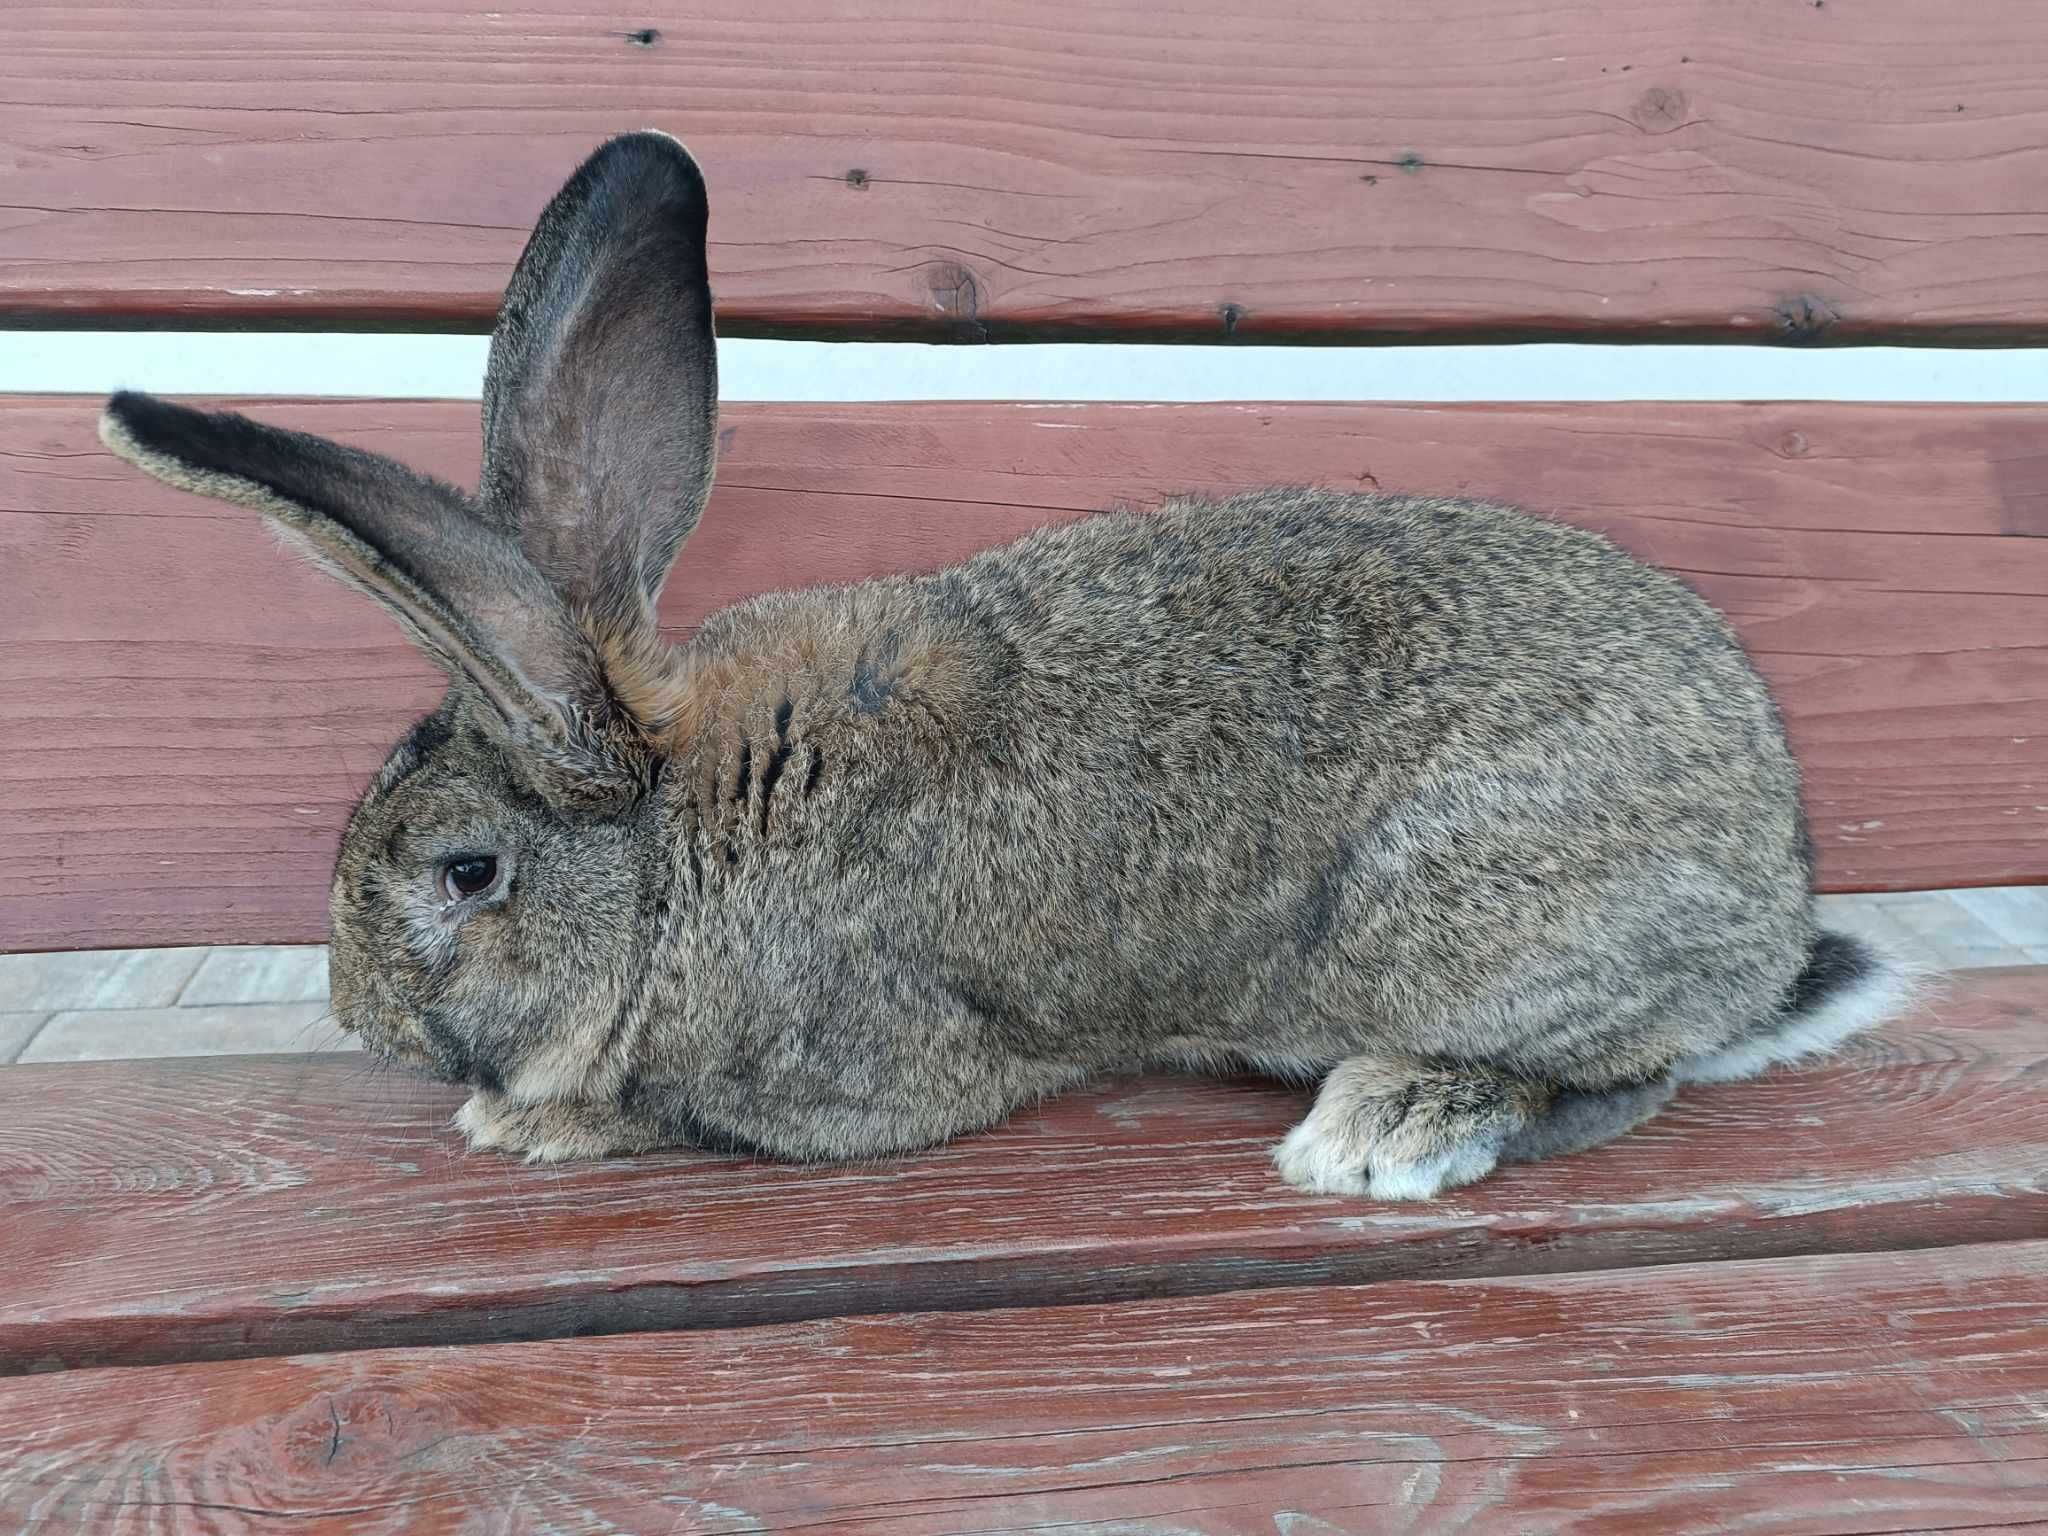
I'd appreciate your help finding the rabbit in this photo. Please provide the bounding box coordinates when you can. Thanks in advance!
[98,131,1919,1201]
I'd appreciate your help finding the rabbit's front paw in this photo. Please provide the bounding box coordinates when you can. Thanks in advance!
[454,1091,664,1164]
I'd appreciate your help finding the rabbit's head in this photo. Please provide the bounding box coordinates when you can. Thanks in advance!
[98,133,717,1095]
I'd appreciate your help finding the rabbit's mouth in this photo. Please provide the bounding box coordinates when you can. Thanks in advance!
[347,1019,438,1075]
[332,964,491,1085]
[343,1003,484,1086]
[382,1041,446,1078]
[389,1005,506,1092]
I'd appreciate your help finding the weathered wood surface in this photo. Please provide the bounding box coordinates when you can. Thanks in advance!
[6,1240,2046,1534]
[3,967,2041,1376]
[6,397,2046,951]
[7,1,2048,341]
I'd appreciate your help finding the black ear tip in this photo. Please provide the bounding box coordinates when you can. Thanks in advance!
[574,130,707,215]
[101,388,169,450]
[101,388,212,454]
[104,386,181,422]
[103,387,149,424]
[597,129,702,176]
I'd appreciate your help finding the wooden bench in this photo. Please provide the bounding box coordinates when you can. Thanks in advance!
[4,3,2046,1529]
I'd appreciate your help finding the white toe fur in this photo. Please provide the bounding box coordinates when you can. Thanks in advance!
[453,1092,502,1149]
[1365,1139,1501,1201]
[1273,1118,1371,1196]
[1273,1119,1501,1201]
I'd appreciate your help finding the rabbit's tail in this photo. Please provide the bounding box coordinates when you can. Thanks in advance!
[1673,929,1926,1086]
[1500,930,1925,1167]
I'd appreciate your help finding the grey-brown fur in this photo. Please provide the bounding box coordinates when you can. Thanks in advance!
[98,133,1915,1200]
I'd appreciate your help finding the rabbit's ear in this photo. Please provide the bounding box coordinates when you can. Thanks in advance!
[99,391,635,791]
[479,131,717,643]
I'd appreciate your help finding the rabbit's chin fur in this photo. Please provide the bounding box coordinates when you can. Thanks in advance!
[100,134,1924,1202]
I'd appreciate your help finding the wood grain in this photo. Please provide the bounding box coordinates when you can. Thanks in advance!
[6,396,2046,951]
[6,1240,2047,1533]
[6,1,2048,340]
[2,967,2041,1375]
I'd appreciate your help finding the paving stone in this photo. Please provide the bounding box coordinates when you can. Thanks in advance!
[0,1014,51,1064]
[1814,894,1940,966]
[178,945,330,1006]
[0,947,208,1011]
[1866,892,2033,969]
[18,1004,358,1063]
[1946,887,2048,962]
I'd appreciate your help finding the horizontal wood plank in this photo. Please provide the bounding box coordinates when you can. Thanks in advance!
[6,1241,2047,1533]
[2,968,2042,1375]
[5,396,2046,951]
[7,2,2048,340]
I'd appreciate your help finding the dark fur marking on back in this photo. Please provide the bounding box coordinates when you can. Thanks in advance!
[757,695,797,832]
[759,742,795,832]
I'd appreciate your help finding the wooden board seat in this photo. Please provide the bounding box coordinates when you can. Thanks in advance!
[6,1239,2045,1532]
[5,967,2042,1377]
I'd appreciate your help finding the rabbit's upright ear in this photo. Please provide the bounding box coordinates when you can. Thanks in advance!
[479,131,717,644]
[99,391,639,797]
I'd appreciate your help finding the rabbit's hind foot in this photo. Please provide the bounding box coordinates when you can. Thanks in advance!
[1272,1053,1549,1201]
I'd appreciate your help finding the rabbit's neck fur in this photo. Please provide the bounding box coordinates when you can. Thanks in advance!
[592,594,980,842]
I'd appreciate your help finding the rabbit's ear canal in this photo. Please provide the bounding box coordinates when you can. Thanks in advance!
[98,390,618,776]
[479,131,718,643]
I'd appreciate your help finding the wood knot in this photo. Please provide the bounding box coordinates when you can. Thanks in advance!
[1633,86,1689,132]
[844,167,870,189]
[275,1387,457,1481]
[1774,293,1840,344]
[623,27,660,45]
[923,261,984,332]
[1778,430,1810,458]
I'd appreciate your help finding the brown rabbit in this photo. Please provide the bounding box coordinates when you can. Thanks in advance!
[99,133,1916,1200]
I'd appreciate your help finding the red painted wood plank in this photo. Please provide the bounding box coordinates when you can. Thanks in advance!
[5,397,2045,952]
[6,1241,2046,1534]
[2,968,2041,1376]
[6,2,2048,340]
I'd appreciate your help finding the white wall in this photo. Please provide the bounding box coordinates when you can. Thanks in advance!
[6,332,2044,403]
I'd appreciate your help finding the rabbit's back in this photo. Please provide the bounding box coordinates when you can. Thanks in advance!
[673,490,1812,1125]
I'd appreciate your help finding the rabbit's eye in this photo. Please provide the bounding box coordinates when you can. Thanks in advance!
[439,856,499,902]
